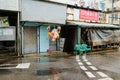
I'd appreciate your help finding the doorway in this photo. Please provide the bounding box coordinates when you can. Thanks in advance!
[23,27,37,53]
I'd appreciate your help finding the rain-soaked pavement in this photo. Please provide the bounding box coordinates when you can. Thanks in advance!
[87,50,120,80]
[0,53,88,80]
[0,49,120,80]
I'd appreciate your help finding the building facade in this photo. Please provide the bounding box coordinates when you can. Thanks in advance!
[0,0,20,55]
[105,0,120,25]
[20,0,67,54]
[47,0,120,52]
[1,0,120,56]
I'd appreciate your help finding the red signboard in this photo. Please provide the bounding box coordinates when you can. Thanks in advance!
[80,9,98,22]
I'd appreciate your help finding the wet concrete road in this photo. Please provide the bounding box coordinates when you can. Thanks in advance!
[0,50,120,80]
[87,50,120,80]
[0,55,88,80]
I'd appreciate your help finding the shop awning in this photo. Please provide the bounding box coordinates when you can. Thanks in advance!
[67,21,120,29]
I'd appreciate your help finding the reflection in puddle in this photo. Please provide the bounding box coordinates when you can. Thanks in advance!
[37,68,78,76]
[37,68,60,80]
[37,68,78,80]
[37,69,50,76]
[37,57,49,63]
[37,57,58,63]
[37,68,59,76]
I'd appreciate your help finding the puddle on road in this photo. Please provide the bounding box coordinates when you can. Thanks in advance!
[37,67,78,76]
[37,69,61,76]
[36,57,57,63]
[37,57,49,63]
[37,69,50,76]
[36,57,78,76]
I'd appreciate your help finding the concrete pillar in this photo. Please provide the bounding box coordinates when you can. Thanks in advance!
[78,26,81,44]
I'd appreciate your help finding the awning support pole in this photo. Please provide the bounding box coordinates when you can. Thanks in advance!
[78,26,81,44]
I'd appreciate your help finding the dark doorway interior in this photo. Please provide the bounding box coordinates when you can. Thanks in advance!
[61,26,77,53]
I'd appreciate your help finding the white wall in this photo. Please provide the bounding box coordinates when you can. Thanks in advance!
[0,0,19,11]
[21,0,67,24]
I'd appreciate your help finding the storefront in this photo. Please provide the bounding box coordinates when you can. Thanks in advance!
[21,0,67,54]
[22,24,37,53]
[67,21,120,51]
[65,7,120,52]
[0,0,19,55]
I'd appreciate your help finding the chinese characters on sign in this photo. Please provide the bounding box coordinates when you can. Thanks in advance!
[80,9,98,22]
[66,7,99,22]
[48,0,105,10]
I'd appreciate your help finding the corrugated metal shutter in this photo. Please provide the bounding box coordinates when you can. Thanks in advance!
[24,27,37,53]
